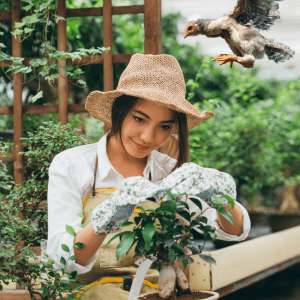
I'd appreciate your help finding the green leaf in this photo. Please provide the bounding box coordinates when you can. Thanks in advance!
[168,248,176,263]
[222,195,235,210]
[211,194,227,210]
[189,197,202,211]
[161,200,177,215]
[74,242,85,249]
[77,212,84,218]
[32,91,43,103]
[115,232,135,261]
[135,206,147,214]
[166,190,176,201]
[24,28,34,34]
[69,255,77,261]
[60,257,66,265]
[14,22,25,29]
[181,258,187,270]
[81,222,89,228]
[61,244,70,252]
[66,225,76,237]
[142,223,155,248]
[199,254,217,265]
[217,207,234,225]
[120,221,134,229]
[0,43,7,48]
[105,231,131,248]
[177,210,191,222]
[176,201,189,209]
[70,271,77,279]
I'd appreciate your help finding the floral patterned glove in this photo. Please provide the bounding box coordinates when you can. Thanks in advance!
[156,162,236,208]
[91,176,163,234]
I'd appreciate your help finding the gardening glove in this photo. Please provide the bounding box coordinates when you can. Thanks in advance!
[156,162,236,208]
[91,176,162,234]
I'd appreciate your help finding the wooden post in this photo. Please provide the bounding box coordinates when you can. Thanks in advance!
[144,0,162,54]
[57,0,68,125]
[103,0,114,91]
[12,0,23,184]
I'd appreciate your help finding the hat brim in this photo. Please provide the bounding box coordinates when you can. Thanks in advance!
[85,89,215,132]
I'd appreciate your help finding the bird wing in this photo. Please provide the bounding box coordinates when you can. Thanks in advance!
[231,0,282,30]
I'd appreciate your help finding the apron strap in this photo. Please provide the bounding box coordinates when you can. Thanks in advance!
[92,154,98,197]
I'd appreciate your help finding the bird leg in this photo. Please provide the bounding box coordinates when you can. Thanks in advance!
[212,54,254,68]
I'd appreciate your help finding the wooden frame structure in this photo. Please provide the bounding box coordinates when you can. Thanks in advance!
[0,0,162,184]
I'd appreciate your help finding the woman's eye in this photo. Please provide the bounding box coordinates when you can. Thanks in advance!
[134,116,143,122]
[161,125,171,131]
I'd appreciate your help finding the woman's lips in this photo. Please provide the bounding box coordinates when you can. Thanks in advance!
[136,143,149,151]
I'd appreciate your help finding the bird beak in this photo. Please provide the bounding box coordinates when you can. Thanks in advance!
[184,31,189,38]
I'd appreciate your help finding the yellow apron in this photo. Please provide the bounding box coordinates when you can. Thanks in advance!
[76,189,160,300]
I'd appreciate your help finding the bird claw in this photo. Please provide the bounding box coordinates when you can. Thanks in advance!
[212,54,237,67]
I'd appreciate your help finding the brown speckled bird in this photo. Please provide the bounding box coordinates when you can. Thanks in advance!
[184,0,295,68]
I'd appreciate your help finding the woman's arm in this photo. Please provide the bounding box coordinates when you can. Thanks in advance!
[216,201,244,236]
[74,223,107,266]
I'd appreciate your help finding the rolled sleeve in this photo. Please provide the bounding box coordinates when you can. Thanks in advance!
[205,202,251,242]
[47,155,97,274]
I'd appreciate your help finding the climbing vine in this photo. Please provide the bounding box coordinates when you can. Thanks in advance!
[0,0,107,101]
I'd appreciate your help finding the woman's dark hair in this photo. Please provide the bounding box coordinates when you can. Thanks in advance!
[107,94,189,170]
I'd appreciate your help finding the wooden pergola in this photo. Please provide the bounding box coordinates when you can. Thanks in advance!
[0,0,162,185]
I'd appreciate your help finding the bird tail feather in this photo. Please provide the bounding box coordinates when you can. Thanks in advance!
[265,39,295,63]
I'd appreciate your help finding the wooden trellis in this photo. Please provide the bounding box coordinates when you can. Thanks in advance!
[0,0,162,185]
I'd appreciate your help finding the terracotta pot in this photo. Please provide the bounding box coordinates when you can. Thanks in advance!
[133,290,219,300]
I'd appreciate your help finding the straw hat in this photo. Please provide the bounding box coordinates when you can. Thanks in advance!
[85,53,215,131]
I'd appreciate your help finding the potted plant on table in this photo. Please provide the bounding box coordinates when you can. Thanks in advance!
[107,190,235,300]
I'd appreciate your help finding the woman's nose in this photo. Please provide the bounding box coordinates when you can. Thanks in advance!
[140,127,155,144]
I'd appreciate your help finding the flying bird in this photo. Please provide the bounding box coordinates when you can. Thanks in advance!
[184,0,295,68]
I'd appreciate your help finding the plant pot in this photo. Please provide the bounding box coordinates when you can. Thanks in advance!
[133,290,219,300]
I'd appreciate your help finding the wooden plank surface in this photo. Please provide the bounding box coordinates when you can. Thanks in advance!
[189,225,300,292]
[57,0,68,125]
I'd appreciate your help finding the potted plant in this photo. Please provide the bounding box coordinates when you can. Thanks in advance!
[107,190,235,300]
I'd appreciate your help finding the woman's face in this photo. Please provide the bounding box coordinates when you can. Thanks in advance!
[119,98,176,160]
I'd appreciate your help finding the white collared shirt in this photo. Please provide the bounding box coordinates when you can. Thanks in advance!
[47,134,251,274]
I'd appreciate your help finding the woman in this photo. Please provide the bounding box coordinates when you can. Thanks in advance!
[47,54,250,299]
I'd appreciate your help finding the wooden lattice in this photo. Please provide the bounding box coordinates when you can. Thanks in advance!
[0,0,162,184]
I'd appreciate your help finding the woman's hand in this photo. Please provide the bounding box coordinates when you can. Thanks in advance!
[156,162,236,208]
[91,176,159,234]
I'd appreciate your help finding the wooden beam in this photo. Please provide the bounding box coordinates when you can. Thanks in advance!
[0,153,16,162]
[2,53,133,68]
[144,0,162,54]
[0,104,87,115]
[57,0,68,125]
[103,0,114,92]
[0,5,145,22]
[0,11,12,21]
[12,0,23,184]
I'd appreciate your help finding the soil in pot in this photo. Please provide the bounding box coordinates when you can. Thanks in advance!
[138,291,213,300]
